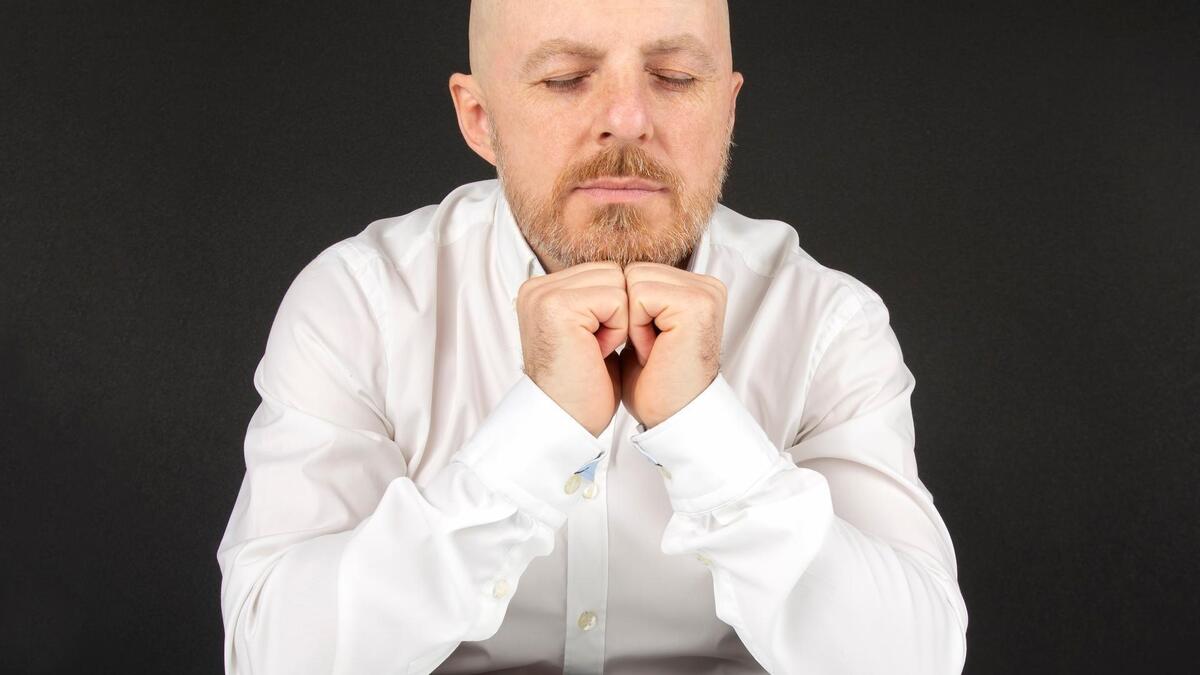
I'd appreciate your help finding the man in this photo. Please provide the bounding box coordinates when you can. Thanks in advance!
[217,1,969,673]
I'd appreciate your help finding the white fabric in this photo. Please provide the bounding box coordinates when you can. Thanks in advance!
[217,178,968,674]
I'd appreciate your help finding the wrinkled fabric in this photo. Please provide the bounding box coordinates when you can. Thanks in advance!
[217,179,967,674]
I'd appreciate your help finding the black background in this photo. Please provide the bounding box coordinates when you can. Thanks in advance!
[3,1,1198,673]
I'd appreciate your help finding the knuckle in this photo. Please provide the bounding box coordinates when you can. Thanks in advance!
[685,285,710,303]
[625,279,651,299]
[540,288,569,314]
[602,285,625,302]
[516,276,545,304]
[516,278,533,301]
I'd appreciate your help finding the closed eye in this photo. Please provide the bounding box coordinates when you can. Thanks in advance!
[654,73,696,89]
[542,72,698,92]
[544,74,589,90]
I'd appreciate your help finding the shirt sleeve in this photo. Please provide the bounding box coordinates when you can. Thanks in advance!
[629,297,969,674]
[216,245,606,675]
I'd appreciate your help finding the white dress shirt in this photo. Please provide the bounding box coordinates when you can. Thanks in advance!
[217,178,968,674]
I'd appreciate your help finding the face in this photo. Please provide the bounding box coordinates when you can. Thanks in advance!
[460,0,742,271]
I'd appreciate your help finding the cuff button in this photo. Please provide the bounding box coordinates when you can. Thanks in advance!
[564,474,582,495]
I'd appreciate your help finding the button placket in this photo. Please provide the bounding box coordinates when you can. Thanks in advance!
[562,419,614,674]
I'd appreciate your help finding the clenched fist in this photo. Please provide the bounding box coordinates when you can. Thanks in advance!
[516,259,728,435]
[619,262,726,429]
[516,261,629,436]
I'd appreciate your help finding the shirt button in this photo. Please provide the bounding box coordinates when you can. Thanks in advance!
[582,482,598,499]
[577,610,598,631]
[564,474,582,495]
[694,553,712,567]
[492,579,510,599]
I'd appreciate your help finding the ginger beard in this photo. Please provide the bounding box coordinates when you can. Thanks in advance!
[491,122,733,269]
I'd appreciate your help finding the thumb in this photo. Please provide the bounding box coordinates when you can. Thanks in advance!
[627,321,658,367]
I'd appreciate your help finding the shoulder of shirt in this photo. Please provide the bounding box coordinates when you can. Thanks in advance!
[307,178,499,276]
[709,201,887,316]
[301,181,888,322]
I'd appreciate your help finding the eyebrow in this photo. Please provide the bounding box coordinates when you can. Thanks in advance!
[642,33,718,74]
[519,33,719,78]
[519,38,605,78]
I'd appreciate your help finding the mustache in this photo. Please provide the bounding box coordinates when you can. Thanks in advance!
[556,144,683,196]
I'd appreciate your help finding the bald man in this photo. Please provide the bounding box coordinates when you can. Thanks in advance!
[217,2,969,673]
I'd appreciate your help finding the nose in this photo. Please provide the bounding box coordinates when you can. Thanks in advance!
[594,72,653,145]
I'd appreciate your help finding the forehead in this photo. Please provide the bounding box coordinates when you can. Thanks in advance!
[481,0,731,75]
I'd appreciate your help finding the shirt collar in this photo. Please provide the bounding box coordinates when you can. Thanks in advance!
[494,181,714,304]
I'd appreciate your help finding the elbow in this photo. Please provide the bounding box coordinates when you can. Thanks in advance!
[895,544,968,675]
[219,556,272,675]
[218,534,345,675]
[218,543,303,675]
[943,583,968,674]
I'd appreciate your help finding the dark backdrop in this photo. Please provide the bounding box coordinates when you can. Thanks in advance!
[3,1,1197,673]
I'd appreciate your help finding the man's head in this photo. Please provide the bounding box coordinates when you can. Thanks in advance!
[450,0,743,271]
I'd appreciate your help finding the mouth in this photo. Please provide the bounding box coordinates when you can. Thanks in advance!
[574,177,667,203]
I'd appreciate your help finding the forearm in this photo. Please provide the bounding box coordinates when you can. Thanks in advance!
[220,459,556,674]
[219,374,606,674]
[633,371,967,674]
[661,461,967,674]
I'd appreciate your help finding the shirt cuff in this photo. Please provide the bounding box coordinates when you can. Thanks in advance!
[453,373,607,528]
[629,372,782,514]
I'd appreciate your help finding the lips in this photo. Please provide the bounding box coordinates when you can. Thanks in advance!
[575,178,666,191]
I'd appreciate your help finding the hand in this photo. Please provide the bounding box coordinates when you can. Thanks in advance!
[619,262,727,430]
[516,261,628,436]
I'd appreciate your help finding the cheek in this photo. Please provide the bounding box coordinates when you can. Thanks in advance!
[659,108,732,179]
[507,123,576,187]
[669,135,722,188]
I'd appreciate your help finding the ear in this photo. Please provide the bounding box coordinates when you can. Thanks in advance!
[448,72,497,166]
[728,71,744,127]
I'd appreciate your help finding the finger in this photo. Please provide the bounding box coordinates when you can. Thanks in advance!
[627,323,655,367]
[625,285,658,366]
[619,346,642,409]
[521,266,626,308]
[595,293,633,357]
[627,280,705,333]
[624,262,726,296]
[556,268,627,291]
[561,286,628,357]
[561,285,628,329]
[527,261,624,290]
